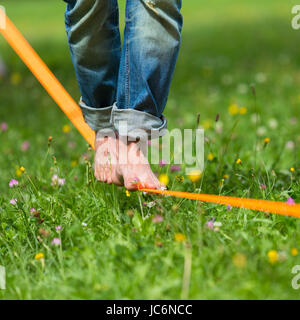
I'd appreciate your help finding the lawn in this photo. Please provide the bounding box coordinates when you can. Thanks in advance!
[0,0,300,299]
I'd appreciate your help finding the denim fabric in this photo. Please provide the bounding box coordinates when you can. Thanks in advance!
[64,0,182,137]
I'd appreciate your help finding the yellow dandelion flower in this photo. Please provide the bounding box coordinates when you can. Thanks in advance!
[20,166,25,173]
[16,168,22,177]
[264,137,270,144]
[223,174,229,179]
[233,253,247,268]
[35,253,44,261]
[290,167,295,173]
[10,72,21,85]
[125,190,131,197]
[159,173,169,186]
[175,233,186,242]
[208,153,214,161]
[71,160,78,167]
[239,107,247,115]
[63,124,71,133]
[202,120,213,130]
[187,169,202,183]
[176,175,184,183]
[267,250,278,264]
[291,248,299,257]
[236,158,242,165]
[228,104,239,115]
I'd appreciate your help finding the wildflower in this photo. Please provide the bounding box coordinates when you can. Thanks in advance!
[30,208,37,214]
[159,173,169,186]
[51,175,65,186]
[9,179,19,188]
[16,168,22,177]
[62,124,71,133]
[175,175,184,182]
[214,222,222,228]
[267,250,278,264]
[228,104,239,115]
[291,248,299,257]
[175,233,186,242]
[35,253,44,261]
[257,126,267,136]
[206,220,214,230]
[264,137,270,144]
[286,141,295,150]
[260,184,267,190]
[226,205,233,211]
[187,169,202,183]
[71,160,78,167]
[82,222,87,227]
[21,141,30,151]
[20,166,25,173]
[51,238,61,246]
[268,119,278,129]
[208,153,214,161]
[0,122,8,132]
[233,253,247,268]
[145,201,156,208]
[239,107,247,115]
[223,174,229,179]
[125,190,131,197]
[159,160,167,167]
[170,165,181,172]
[56,225,62,231]
[152,215,164,223]
[290,167,295,173]
[58,178,66,186]
[255,72,267,83]
[10,198,17,205]
[287,197,296,205]
[236,158,242,165]
[10,72,21,85]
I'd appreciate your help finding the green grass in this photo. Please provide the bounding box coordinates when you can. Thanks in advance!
[0,0,300,299]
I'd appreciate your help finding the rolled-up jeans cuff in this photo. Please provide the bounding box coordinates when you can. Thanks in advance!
[79,98,115,131]
[111,105,167,140]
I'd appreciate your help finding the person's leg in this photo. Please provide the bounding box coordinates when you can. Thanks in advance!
[112,0,183,190]
[113,0,183,138]
[65,0,122,185]
[64,0,121,131]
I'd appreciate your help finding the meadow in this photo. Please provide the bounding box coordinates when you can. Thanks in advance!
[0,0,299,299]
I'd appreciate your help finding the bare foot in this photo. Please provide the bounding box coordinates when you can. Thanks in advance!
[94,133,164,191]
[118,140,164,191]
[94,133,123,186]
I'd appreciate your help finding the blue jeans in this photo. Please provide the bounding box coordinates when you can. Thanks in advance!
[64,0,182,139]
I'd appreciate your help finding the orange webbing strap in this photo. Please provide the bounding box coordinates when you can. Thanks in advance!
[140,189,300,218]
[1,12,300,217]
[0,13,95,148]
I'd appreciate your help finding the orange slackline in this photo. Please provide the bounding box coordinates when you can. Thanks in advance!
[0,13,95,148]
[1,12,300,217]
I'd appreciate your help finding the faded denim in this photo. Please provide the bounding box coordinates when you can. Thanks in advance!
[64,0,182,138]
